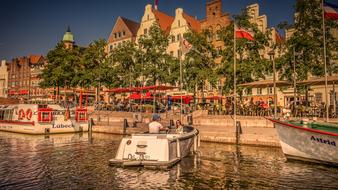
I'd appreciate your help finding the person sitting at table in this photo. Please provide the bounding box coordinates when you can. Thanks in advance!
[148,114,167,134]
[175,120,184,134]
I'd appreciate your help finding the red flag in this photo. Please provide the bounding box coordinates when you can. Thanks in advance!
[154,0,159,10]
[324,1,338,20]
[236,27,254,41]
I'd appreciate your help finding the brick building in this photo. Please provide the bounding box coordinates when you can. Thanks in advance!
[7,55,46,99]
[200,0,231,55]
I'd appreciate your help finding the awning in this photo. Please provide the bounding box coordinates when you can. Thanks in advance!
[129,93,142,100]
[106,85,178,93]
[18,90,29,95]
[297,76,338,85]
[239,80,291,88]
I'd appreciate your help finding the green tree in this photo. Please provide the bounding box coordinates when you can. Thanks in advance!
[138,23,173,85]
[77,39,108,101]
[40,42,81,102]
[276,0,338,82]
[217,10,271,95]
[183,30,218,98]
[110,41,142,87]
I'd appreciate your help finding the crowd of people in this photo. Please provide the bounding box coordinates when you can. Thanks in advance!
[93,96,335,118]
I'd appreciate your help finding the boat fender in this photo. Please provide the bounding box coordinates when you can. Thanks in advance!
[18,109,25,120]
[26,109,33,120]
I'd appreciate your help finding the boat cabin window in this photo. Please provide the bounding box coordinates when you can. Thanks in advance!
[75,108,87,122]
[0,109,13,120]
[38,108,53,122]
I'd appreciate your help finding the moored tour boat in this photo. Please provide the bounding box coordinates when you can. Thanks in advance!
[269,118,338,165]
[0,104,89,134]
[109,126,199,168]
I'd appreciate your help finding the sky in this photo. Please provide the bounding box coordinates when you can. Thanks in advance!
[0,0,295,61]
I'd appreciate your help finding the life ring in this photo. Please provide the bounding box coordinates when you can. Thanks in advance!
[18,109,25,120]
[26,109,33,120]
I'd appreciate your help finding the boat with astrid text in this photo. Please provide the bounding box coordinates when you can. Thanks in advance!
[0,104,89,134]
[269,118,338,165]
[109,126,199,168]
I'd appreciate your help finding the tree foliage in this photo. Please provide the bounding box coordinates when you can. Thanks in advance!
[217,9,271,94]
[276,0,338,82]
[138,23,174,85]
[184,30,218,94]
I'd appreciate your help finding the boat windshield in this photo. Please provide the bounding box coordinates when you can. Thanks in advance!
[289,121,338,134]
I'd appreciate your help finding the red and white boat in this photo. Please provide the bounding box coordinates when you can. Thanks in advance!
[0,104,89,134]
[269,119,338,165]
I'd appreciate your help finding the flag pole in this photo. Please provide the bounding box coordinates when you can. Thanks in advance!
[322,0,329,122]
[233,22,237,129]
[180,39,183,122]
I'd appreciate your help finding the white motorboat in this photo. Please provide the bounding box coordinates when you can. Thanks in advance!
[109,126,199,168]
[0,104,89,134]
[269,119,338,165]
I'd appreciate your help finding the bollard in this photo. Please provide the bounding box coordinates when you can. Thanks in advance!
[123,119,128,135]
[187,115,193,125]
[193,135,197,152]
[88,118,93,133]
[170,119,174,128]
[235,121,242,145]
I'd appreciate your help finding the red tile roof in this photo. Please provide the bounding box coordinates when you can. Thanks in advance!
[29,55,44,64]
[121,17,140,36]
[153,9,174,34]
[182,12,201,32]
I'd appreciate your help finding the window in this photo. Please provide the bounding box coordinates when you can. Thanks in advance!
[268,87,273,94]
[178,20,181,27]
[109,45,113,52]
[315,93,322,104]
[122,31,126,36]
[257,88,262,95]
[118,32,121,37]
[114,33,117,38]
[171,36,175,43]
[147,14,150,20]
[170,51,174,56]
[144,28,148,35]
[246,88,252,95]
[177,34,181,41]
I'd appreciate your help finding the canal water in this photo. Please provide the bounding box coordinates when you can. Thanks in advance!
[0,132,338,190]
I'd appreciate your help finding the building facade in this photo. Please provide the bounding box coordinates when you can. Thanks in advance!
[200,0,231,54]
[136,4,174,42]
[167,8,200,59]
[106,17,140,55]
[7,55,46,99]
[0,60,8,97]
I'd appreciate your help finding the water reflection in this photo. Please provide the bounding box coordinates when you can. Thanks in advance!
[0,131,337,189]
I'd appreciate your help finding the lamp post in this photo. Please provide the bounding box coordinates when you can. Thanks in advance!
[268,50,277,118]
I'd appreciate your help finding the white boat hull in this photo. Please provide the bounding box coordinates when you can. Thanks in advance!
[273,120,338,165]
[0,104,89,134]
[0,121,89,134]
[110,126,199,168]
